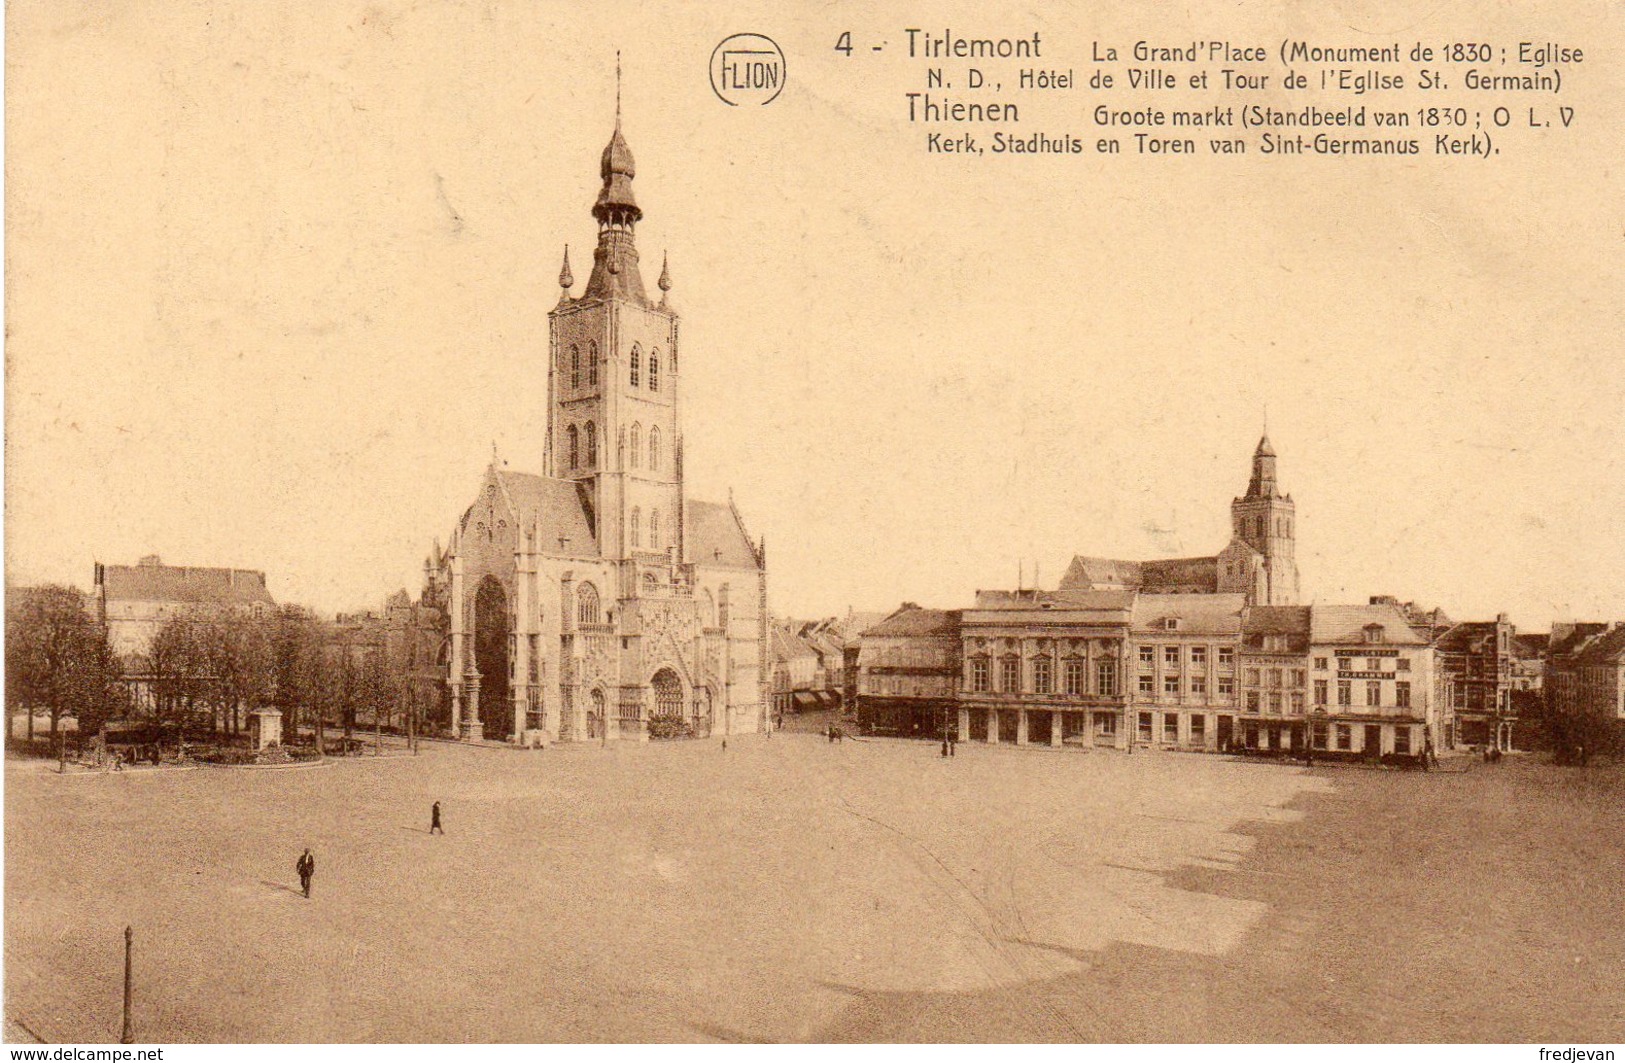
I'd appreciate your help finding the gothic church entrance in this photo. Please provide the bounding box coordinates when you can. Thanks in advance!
[474,576,511,740]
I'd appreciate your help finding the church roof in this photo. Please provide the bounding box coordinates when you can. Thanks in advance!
[101,560,275,607]
[865,606,961,638]
[1058,554,1219,593]
[688,500,760,569]
[490,469,599,556]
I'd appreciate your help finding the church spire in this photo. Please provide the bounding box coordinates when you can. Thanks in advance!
[558,245,573,291]
[585,57,647,302]
[1245,433,1280,499]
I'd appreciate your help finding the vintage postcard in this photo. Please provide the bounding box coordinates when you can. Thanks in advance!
[5,0,1622,1051]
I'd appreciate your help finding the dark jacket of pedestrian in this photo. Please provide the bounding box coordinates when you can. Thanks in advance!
[296,849,315,897]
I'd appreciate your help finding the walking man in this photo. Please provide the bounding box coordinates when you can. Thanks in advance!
[430,801,444,835]
[296,848,315,898]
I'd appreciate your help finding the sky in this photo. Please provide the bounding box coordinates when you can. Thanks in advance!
[6,0,1623,632]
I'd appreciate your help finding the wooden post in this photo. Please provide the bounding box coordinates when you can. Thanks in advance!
[120,926,134,1044]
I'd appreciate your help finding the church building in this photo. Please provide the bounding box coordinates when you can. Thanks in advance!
[422,105,769,744]
[1058,436,1301,607]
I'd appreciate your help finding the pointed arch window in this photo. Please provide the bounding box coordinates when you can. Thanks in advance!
[630,507,642,548]
[630,423,643,469]
[648,427,661,472]
[576,583,600,626]
[585,421,597,466]
[567,425,579,468]
[649,350,660,392]
[570,345,580,389]
[630,345,641,387]
[650,508,661,548]
[587,341,599,387]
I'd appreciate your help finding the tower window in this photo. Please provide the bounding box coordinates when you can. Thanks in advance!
[630,345,641,387]
[570,345,580,389]
[630,423,643,469]
[588,341,598,386]
[649,350,660,392]
[576,583,600,625]
[630,507,642,548]
[585,421,597,466]
[648,427,661,473]
[568,425,579,468]
[650,508,661,547]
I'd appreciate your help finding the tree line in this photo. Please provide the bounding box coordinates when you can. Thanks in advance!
[6,585,448,753]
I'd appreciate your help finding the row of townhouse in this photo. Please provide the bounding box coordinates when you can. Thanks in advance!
[770,612,887,723]
[1545,622,1625,749]
[857,593,1451,760]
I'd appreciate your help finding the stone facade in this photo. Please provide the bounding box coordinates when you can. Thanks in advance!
[423,110,768,744]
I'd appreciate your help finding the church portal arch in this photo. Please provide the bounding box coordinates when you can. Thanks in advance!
[473,575,512,740]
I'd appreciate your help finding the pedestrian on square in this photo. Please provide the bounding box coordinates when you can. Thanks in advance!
[430,801,444,835]
[941,740,949,758]
[949,736,956,758]
[296,848,315,898]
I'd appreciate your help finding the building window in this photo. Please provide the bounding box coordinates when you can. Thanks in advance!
[1396,681,1411,709]
[1190,714,1206,741]
[585,422,597,465]
[1138,674,1155,695]
[1000,656,1020,693]
[1064,659,1085,696]
[1336,724,1352,750]
[1268,692,1283,714]
[1315,657,1329,670]
[588,341,599,386]
[1337,657,1352,671]
[1269,668,1283,689]
[1097,661,1117,697]
[1337,681,1352,707]
[970,658,989,693]
[630,423,643,468]
[1138,712,1153,742]
[1312,721,1329,749]
[1217,676,1234,696]
[1367,657,1385,672]
[1394,727,1411,755]
[630,345,641,387]
[1164,675,1180,696]
[630,507,642,548]
[576,583,601,625]
[1292,669,1306,687]
[1190,675,1207,696]
[1246,691,1261,713]
[648,351,660,391]
[648,427,661,473]
[1033,656,1053,694]
[1139,645,1155,666]
[1397,658,1411,672]
[1290,692,1305,715]
[570,345,581,389]
[568,425,579,468]
[1366,681,1382,707]
[1097,713,1118,737]
[650,509,661,549]
[1163,714,1179,743]
[1164,646,1180,668]
[1314,679,1328,706]
[1246,668,1260,687]
[1218,646,1235,666]
[1191,645,1207,667]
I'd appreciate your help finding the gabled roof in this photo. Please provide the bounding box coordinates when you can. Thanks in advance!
[864,606,961,638]
[491,469,599,556]
[1131,593,1247,634]
[1058,554,1219,593]
[1512,633,1549,658]
[1243,605,1312,634]
[101,561,275,607]
[688,500,760,569]
[1310,603,1427,646]
[972,588,1136,612]
[1550,623,1610,657]
[1433,622,1506,655]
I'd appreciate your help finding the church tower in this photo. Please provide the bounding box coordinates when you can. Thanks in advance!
[547,99,683,565]
[1229,435,1300,604]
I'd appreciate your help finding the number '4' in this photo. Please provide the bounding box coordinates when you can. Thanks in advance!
[835,31,853,56]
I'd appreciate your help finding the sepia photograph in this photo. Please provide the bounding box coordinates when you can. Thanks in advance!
[4,0,1623,1049]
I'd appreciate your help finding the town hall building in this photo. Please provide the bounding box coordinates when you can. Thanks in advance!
[422,105,768,744]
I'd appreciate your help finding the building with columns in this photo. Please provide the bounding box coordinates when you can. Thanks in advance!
[421,106,768,744]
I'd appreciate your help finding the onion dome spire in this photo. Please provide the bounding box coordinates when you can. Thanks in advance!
[558,245,574,291]
[658,252,671,293]
[584,55,648,303]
